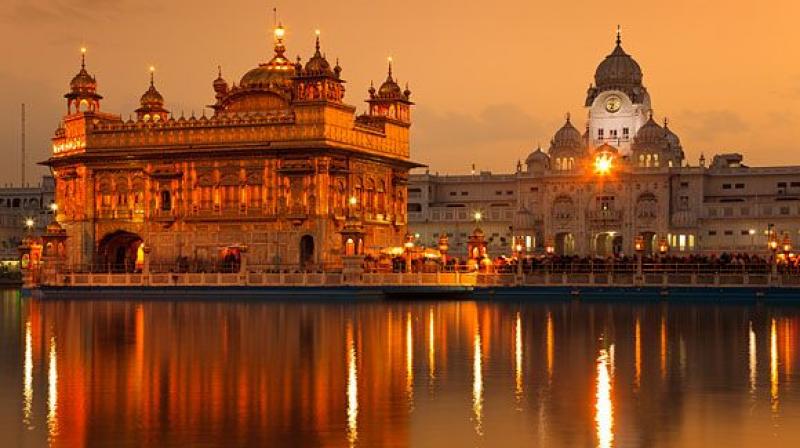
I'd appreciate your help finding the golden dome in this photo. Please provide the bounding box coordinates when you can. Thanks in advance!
[240,24,296,89]
[69,50,97,93]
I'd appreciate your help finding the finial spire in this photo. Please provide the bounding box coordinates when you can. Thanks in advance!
[664,116,669,127]
[315,29,321,53]
[149,66,155,87]
[80,47,87,69]
[217,65,222,78]
[616,25,621,46]
[565,112,571,122]
[387,56,393,78]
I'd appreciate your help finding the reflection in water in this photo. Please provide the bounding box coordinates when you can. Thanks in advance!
[346,322,358,447]
[595,346,614,448]
[771,318,779,414]
[546,311,554,380]
[515,311,523,406]
[428,308,435,383]
[634,317,641,390]
[4,296,800,447]
[23,319,33,427]
[472,330,483,436]
[660,315,667,378]
[406,312,414,411]
[749,321,757,396]
[47,335,58,440]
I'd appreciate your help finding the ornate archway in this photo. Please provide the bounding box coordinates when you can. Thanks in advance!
[98,230,143,272]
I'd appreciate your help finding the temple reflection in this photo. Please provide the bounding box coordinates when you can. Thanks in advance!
[749,321,756,396]
[595,346,614,448]
[472,330,483,436]
[4,295,800,447]
[47,335,58,440]
[771,318,779,414]
[346,322,358,447]
[515,311,523,406]
[23,319,33,427]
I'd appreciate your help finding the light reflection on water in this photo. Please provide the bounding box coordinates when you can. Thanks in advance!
[3,292,800,447]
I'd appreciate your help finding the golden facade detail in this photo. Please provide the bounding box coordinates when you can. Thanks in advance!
[45,21,418,270]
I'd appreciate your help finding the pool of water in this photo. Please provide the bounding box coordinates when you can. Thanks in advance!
[1,290,799,447]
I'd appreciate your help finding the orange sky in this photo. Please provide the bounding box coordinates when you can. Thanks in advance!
[1,0,800,183]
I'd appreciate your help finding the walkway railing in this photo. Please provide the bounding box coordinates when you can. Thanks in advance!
[39,269,800,288]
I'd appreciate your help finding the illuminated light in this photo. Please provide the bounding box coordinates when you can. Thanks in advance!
[473,211,482,222]
[315,29,321,36]
[149,65,155,73]
[749,321,757,396]
[47,335,58,439]
[472,330,483,436]
[771,318,779,413]
[274,24,286,40]
[25,218,34,229]
[595,347,614,448]
[406,312,414,411]
[515,311,523,407]
[635,317,641,390]
[428,308,435,383]
[348,196,358,206]
[594,153,614,175]
[80,46,87,54]
[346,322,358,446]
[50,202,58,212]
[23,320,33,427]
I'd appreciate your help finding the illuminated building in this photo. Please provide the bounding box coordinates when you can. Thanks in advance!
[45,21,418,271]
[409,30,800,256]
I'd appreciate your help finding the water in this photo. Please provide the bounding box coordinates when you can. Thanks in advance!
[1,290,799,447]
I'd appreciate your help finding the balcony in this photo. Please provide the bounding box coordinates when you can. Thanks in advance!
[587,209,622,222]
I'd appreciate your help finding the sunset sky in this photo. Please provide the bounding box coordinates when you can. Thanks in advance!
[1,0,800,184]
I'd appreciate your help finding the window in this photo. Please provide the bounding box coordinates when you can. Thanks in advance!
[791,182,800,188]
[778,182,787,188]
[780,206,790,215]
[506,191,513,195]
[722,184,731,190]
[724,230,733,236]
[407,203,422,212]
[622,128,629,138]
[598,128,604,139]
[449,191,456,196]
[723,207,733,217]
[610,129,618,138]
[680,182,689,188]
[460,191,468,196]
[530,187,539,192]
[160,190,172,211]
[495,191,502,195]
[740,230,749,236]
[708,230,717,236]
[735,183,745,189]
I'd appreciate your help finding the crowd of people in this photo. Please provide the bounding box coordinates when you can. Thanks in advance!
[380,252,800,275]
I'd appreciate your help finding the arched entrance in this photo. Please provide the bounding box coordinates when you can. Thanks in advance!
[300,235,315,269]
[98,230,143,272]
[555,232,575,256]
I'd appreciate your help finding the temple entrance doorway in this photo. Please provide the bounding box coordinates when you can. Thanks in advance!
[555,232,575,256]
[98,230,143,272]
[594,232,623,257]
[300,235,315,270]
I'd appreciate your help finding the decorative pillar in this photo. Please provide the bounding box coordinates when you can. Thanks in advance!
[340,215,366,282]
[40,221,68,285]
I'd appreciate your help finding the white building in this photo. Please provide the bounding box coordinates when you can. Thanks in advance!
[0,176,56,260]
[409,33,800,257]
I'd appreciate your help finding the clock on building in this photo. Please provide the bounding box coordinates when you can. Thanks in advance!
[605,96,622,113]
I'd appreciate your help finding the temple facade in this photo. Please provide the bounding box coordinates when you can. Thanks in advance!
[409,31,800,257]
[45,24,418,272]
